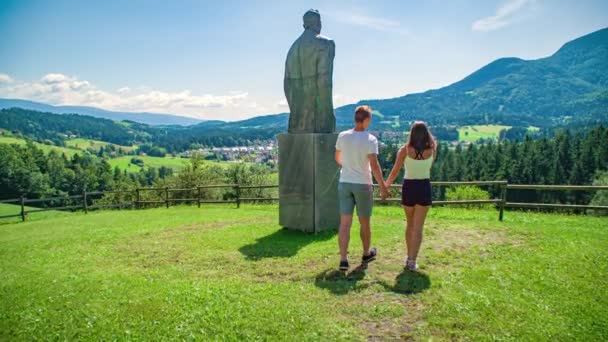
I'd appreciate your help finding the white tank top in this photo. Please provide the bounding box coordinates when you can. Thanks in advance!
[404,154,433,180]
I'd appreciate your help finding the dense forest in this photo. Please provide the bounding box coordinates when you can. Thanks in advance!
[378,126,608,206]
[0,108,142,146]
[2,125,607,211]
[0,142,276,202]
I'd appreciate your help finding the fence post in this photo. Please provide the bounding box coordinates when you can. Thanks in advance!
[197,186,201,208]
[499,182,507,221]
[165,187,170,208]
[136,188,141,209]
[83,189,88,214]
[235,184,241,208]
[20,195,26,222]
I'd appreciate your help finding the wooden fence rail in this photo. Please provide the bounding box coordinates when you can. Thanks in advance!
[2,181,607,223]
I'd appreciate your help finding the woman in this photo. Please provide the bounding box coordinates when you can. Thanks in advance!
[385,121,437,271]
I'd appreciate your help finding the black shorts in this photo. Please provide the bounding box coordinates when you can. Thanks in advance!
[401,179,432,207]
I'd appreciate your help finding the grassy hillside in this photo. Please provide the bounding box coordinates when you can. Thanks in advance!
[0,136,80,157]
[1,205,606,340]
[65,138,136,152]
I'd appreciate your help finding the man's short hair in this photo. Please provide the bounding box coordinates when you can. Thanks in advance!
[303,9,320,29]
[354,105,372,123]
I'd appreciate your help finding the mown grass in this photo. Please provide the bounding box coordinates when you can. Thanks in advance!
[0,205,606,340]
[0,203,73,224]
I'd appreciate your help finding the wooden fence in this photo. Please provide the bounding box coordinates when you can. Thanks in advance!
[1,181,607,223]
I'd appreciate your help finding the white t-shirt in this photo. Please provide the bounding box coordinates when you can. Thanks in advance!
[335,129,379,185]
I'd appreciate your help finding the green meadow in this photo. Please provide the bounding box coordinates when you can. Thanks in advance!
[65,138,136,152]
[1,204,606,340]
[0,136,80,157]
[457,125,511,142]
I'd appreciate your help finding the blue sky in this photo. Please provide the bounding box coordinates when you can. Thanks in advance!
[0,0,607,120]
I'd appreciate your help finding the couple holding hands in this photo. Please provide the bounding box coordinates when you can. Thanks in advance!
[334,105,436,271]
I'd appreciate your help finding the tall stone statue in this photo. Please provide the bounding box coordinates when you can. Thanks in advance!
[279,9,340,233]
[284,9,336,133]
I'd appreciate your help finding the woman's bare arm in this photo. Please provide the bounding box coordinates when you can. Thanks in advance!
[385,147,407,187]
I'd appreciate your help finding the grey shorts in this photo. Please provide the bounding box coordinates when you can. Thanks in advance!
[338,182,374,217]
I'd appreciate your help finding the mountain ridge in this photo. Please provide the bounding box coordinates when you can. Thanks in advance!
[0,99,203,126]
[1,27,607,130]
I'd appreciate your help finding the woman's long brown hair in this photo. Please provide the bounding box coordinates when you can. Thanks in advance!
[405,121,436,153]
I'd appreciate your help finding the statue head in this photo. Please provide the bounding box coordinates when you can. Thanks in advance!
[303,9,321,34]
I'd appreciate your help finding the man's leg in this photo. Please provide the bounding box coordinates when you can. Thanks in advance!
[358,216,371,256]
[339,214,353,261]
[338,183,355,262]
[354,183,375,257]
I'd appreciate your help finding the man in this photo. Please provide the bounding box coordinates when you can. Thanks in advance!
[284,9,335,133]
[335,105,389,271]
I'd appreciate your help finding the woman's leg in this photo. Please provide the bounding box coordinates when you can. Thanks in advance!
[409,205,430,260]
[403,206,415,259]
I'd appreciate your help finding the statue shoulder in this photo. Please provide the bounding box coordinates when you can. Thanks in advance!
[316,35,335,46]
[316,35,335,55]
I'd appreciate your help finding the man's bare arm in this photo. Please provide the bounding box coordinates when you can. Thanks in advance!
[368,153,389,198]
[335,150,342,167]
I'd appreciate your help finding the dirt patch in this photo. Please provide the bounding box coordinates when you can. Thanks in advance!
[425,227,519,254]
[337,291,425,341]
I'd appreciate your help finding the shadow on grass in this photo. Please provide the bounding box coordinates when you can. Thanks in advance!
[379,270,431,295]
[314,264,370,295]
[239,228,335,260]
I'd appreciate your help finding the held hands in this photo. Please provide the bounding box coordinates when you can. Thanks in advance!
[380,185,390,200]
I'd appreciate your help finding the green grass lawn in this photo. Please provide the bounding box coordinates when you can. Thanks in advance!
[458,125,512,142]
[0,203,72,224]
[0,136,80,157]
[0,205,606,340]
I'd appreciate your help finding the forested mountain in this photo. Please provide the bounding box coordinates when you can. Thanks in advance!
[0,108,144,145]
[335,27,608,128]
[0,107,280,151]
[178,27,608,132]
[0,99,202,126]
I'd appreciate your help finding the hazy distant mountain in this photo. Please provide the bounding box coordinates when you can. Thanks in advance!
[0,99,202,126]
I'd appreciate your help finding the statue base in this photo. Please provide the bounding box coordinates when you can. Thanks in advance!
[278,133,340,233]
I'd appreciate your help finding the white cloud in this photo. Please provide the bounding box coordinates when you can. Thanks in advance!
[41,73,70,84]
[472,0,536,32]
[276,99,288,108]
[116,86,131,94]
[329,11,409,35]
[332,94,355,107]
[0,73,14,83]
[0,73,250,119]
